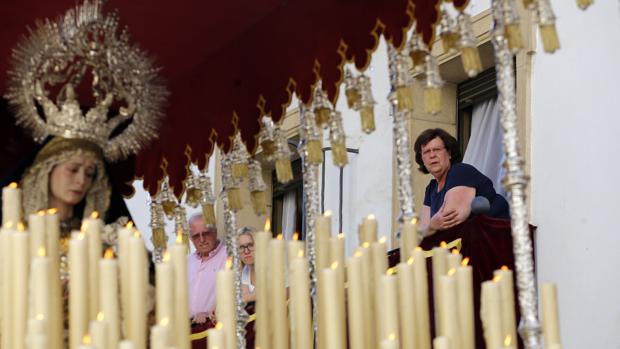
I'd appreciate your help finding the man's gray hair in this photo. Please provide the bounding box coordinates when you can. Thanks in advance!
[188,213,217,232]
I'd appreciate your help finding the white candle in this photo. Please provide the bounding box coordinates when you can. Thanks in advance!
[400,218,418,263]
[287,233,304,265]
[30,247,51,330]
[322,264,345,349]
[457,259,475,349]
[439,271,461,349]
[128,233,147,349]
[28,211,46,257]
[346,253,365,349]
[84,213,103,321]
[541,283,562,348]
[118,340,135,349]
[270,236,289,349]
[290,252,312,349]
[169,233,190,349]
[156,252,175,324]
[207,323,226,349]
[329,234,345,277]
[380,336,399,349]
[1,224,14,349]
[378,273,399,342]
[90,315,109,349]
[117,224,133,337]
[315,212,332,270]
[150,322,171,349]
[480,280,502,349]
[254,226,271,349]
[446,250,462,272]
[397,260,417,349]
[100,249,120,348]
[412,248,431,349]
[46,210,63,349]
[2,183,22,226]
[433,336,452,349]
[69,231,89,349]
[359,214,378,244]
[359,244,376,349]
[216,260,236,349]
[12,224,29,349]
[432,245,448,334]
[494,267,517,349]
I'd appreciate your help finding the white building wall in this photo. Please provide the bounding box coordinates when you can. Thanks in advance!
[530,2,620,348]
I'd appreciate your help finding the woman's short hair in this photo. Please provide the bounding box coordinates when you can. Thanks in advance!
[413,128,462,174]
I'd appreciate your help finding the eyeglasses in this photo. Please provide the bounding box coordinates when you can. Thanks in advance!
[239,243,254,253]
[421,146,445,157]
[190,231,214,241]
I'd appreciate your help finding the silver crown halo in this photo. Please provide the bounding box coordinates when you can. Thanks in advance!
[5,0,168,162]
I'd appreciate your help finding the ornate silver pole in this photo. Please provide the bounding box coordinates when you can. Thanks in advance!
[220,154,248,349]
[491,2,542,348]
[299,104,322,344]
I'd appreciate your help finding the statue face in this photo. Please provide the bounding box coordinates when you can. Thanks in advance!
[49,153,97,208]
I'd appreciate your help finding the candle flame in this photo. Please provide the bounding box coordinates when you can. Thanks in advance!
[8,182,18,189]
[379,236,387,244]
[35,314,44,320]
[387,267,396,275]
[324,210,333,217]
[501,265,509,271]
[176,230,184,244]
[82,334,92,345]
[37,247,46,257]
[16,222,25,231]
[354,250,362,257]
[337,233,344,240]
[451,248,459,255]
[330,261,339,270]
[264,219,271,232]
[388,333,396,340]
[415,246,422,251]
[407,257,414,265]
[440,241,447,248]
[78,231,86,240]
[226,257,233,269]
[104,248,114,259]
[47,208,58,215]
[215,322,224,330]
[293,232,299,241]
[160,317,170,326]
[126,221,134,229]
[362,242,370,248]
[3,221,13,229]
[297,250,304,258]
[447,268,456,276]
[493,275,502,283]
[276,234,283,240]
[504,335,512,346]
[410,217,418,224]
[90,211,99,219]
[81,222,88,232]
[367,214,375,220]
[133,230,141,238]
[163,251,171,262]
[461,257,470,266]
[37,210,45,216]
[97,312,104,321]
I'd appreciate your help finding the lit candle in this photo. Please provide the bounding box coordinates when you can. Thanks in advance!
[69,231,89,349]
[322,263,345,349]
[494,267,517,349]
[1,223,14,349]
[480,279,502,349]
[287,232,304,265]
[84,212,103,321]
[12,223,30,349]
[372,237,388,348]
[433,336,452,349]
[118,340,135,349]
[329,233,345,278]
[46,209,63,349]
[2,183,22,226]
[150,320,171,349]
[169,231,190,349]
[78,335,95,349]
[270,235,289,349]
[117,223,133,337]
[26,316,47,349]
[541,283,562,348]
[457,258,475,349]
[216,259,236,349]
[31,247,51,332]
[346,252,365,349]
[439,269,461,348]
[90,313,108,349]
[207,323,226,349]
[128,232,147,349]
[432,245,448,334]
[359,244,376,349]
[378,272,399,342]
[446,249,462,272]
[400,218,418,263]
[28,211,46,257]
[289,251,312,349]
[156,252,175,324]
[412,248,431,349]
[380,335,399,349]
[99,249,120,349]
[316,211,332,270]
[397,259,417,349]
[359,214,378,244]
[254,221,271,349]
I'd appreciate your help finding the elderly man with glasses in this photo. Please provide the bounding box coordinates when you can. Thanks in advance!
[187,213,228,325]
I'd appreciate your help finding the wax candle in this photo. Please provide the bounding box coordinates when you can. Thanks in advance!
[329,233,345,279]
[541,283,562,348]
[46,209,63,349]
[216,259,236,349]
[151,322,171,349]
[480,279,502,349]
[99,249,120,349]
[346,253,365,349]
[117,223,133,337]
[2,183,22,226]
[31,247,51,330]
[156,252,175,324]
[446,249,462,272]
[90,314,109,349]
[412,248,431,349]
[207,323,226,349]
[25,316,47,349]
[28,211,46,257]
[84,212,103,321]
[457,258,475,349]
[372,238,388,348]
[433,336,452,349]
[69,231,89,349]
[169,232,190,349]
[380,335,399,349]
[397,259,417,349]
[359,244,376,349]
[270,236,289,349]
[287,233,305,266]
[316,211,332,270]
[400,218,418,263]
[432,245,448,334]
[359,214,378,244]
[118,340,135,349]
[439,270,461,348]
[254,222,271,349]
[12,223,30,349]
[494,267,517,349]
[1,223,14,349]
[289,251,312,349]
[128,232,147,349]
[378,272,399,342]
[322,264,345,349]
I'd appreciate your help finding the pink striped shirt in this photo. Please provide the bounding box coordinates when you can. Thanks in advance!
[187,241,228,317]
